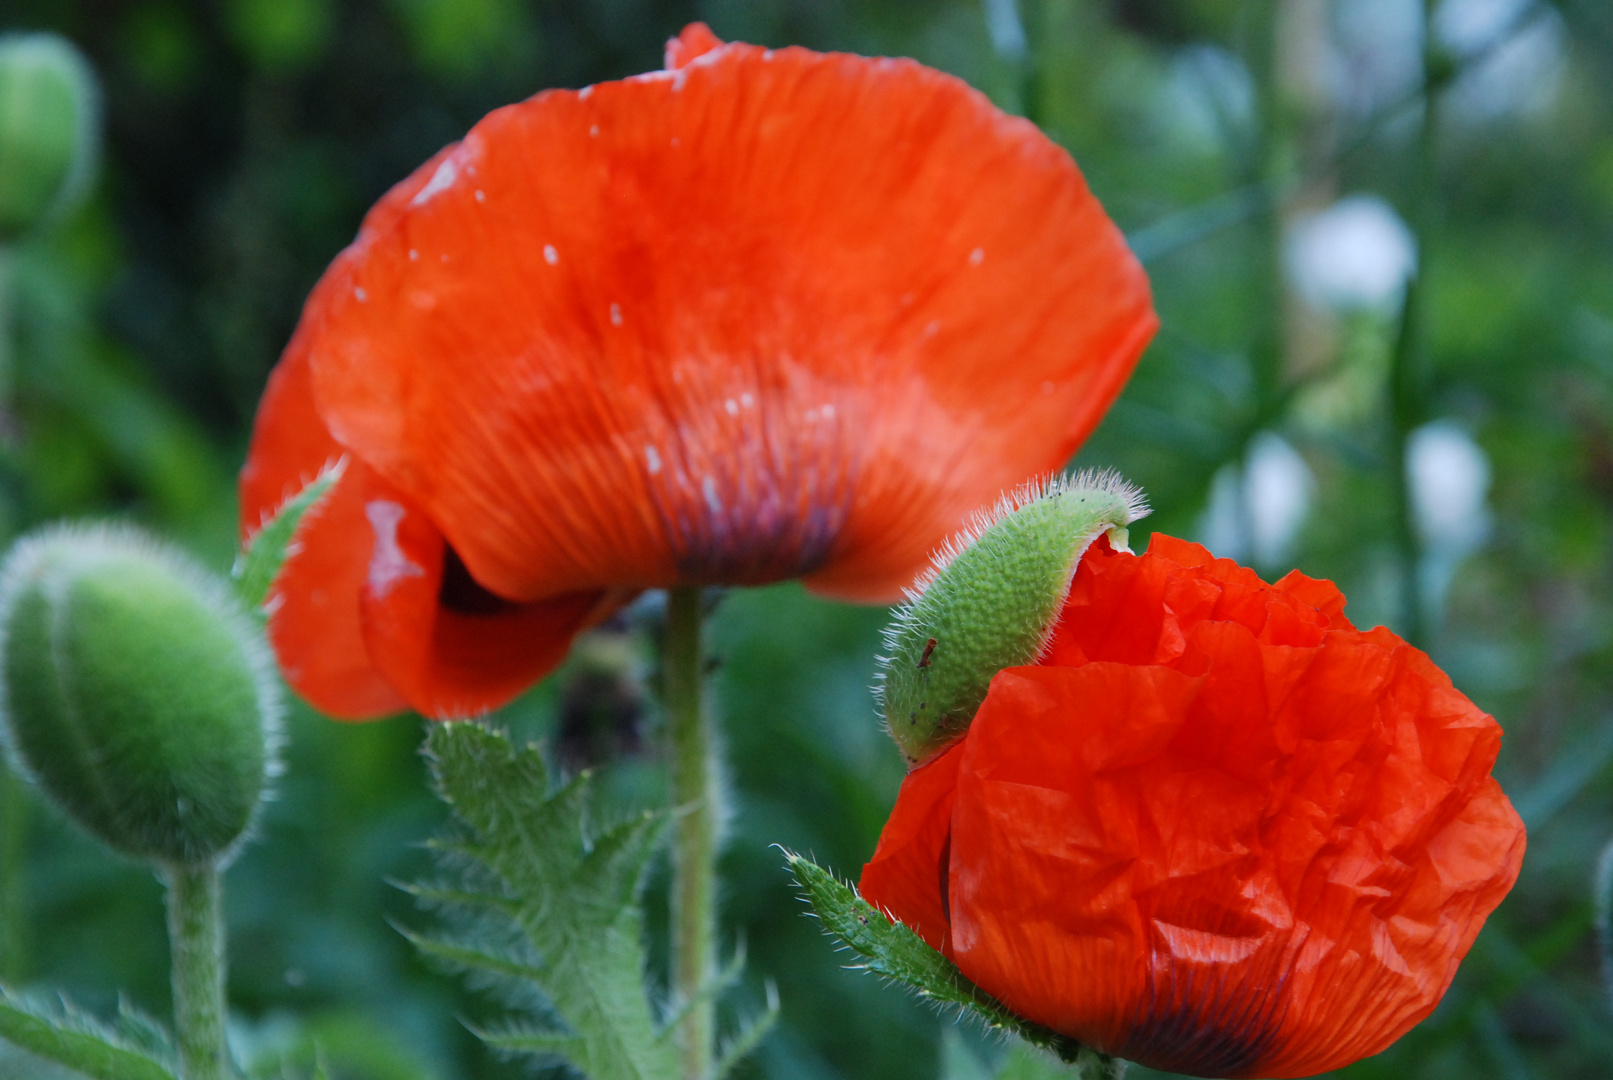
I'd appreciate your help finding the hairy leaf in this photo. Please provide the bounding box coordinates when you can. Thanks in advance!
[409,722,680,1080]
[233,459,345,610]
[0,986,178,1080]
[784,852,1123,1078]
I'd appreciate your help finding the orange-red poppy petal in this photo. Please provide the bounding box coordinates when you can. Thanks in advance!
[859,739,966,955]
[352,468,620,719]
[240,326,618,720]
[297,28,1155,607]
[238,332,407,720]
[866,537,1524,1079]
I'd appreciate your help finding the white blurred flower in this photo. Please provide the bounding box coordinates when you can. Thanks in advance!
[1285,194,1418,313]
[1331,0,1423,115]
[1160,45,1257,152]
[1409,420,1492,622]
[983,0,1027,63]
[1200,432,1315,568]
[1409,420,1491,554]
[1437,0,1565,122]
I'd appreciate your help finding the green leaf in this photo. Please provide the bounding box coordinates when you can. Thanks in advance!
[233,459,345,610]
[407,721,680,1080]
[0,985,178,1080]
[784,852,1124,1078]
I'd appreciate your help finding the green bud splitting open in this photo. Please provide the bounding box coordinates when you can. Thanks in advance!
[0,524,281,867]
[0,33,99,240]
[878,471,1148,767]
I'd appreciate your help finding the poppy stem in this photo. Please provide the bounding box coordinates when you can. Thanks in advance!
[165,859,230,1080]
[666,585,718,1080]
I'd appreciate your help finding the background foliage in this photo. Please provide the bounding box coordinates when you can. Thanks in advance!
[0,0,1609,1078]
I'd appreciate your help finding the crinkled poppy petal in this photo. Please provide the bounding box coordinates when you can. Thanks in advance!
[859,739,965,955]
[930,546,1526,1079]
[945,663,1205,1063]
[352,470,622,719]
[238,332,407,720]
[300,29,1155,606]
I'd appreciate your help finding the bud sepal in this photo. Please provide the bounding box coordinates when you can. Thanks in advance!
[878,471,1148,767]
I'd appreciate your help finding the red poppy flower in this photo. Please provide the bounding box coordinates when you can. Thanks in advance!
[861,535,1524,1078]
[238,24,1156,720]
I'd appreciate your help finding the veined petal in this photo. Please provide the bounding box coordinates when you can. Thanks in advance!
[859,740,965,955]
[239,332,618,720]
[353,468,622,719]
[238,332,406,720]
[298,29,1155,605]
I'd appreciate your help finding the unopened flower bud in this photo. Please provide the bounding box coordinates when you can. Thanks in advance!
[0,33,99,240]
[878,472,1147,767]
[0,524,281,866]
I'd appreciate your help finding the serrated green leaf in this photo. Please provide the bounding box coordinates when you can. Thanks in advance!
[711,989,778,1080]
[408,722,679,1080]
[0,986,178,1080]
[784,852,1122,1076]
[471,1025,585,1061]
[393,925,549,984]
[233,459,345,609]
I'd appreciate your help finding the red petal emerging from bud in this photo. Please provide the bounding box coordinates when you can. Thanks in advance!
[861,537,1524,1078]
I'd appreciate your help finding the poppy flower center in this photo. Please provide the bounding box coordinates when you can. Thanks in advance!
[649,430,856,585]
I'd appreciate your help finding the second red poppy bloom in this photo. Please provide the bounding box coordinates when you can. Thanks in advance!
[861,535,1525,1078]
[238,24,1156,720]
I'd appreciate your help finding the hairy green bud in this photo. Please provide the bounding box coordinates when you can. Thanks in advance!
[878,471,1148,767]
[0,33,99,240]
[0,524,281,867]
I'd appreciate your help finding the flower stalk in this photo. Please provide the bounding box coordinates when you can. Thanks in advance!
[666,586,718,1080]
[165,861,229,1080]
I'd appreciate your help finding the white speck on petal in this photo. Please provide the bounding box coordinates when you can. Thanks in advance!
[610,303,623,326]
[411,159,457,205]
[645,445,662,474]
[969,248,985,265]
[474,189,486,203]
[671,136,681,148]
[579,84,594,99]
[925,320,941,336]
[354,286,367,302]
[763,49,774,60]
[1041,380,1056,394]
[740,393,754,408]
[408,249,419,261]
[822,403,837,419]
[365,501,425,598]
[590,125,600,137]
[725,399,739,416]
[673,70,688,91]
[544,244,559,265]
[440,254,450,263]
[703,476,722,513]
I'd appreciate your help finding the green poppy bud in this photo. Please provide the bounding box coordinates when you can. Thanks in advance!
[0,524,281,867]
[878,471,1148,767]
[0,33,100,240]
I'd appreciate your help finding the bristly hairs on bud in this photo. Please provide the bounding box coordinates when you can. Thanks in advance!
[0,521,285,867]
[899,469,1148,607]
[875,470,1148,768]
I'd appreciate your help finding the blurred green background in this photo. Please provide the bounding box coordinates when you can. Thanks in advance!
[0,0,1610,1077]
